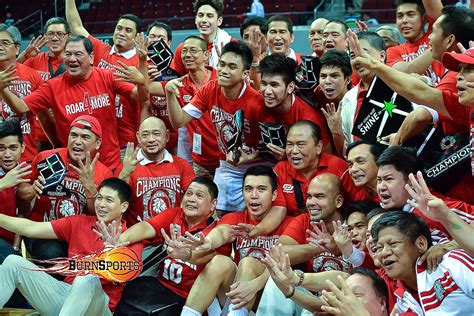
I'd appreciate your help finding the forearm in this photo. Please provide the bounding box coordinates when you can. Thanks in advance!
[165,90,189,128]
[120,221,156,244]
[249,66,260,90]
[255,206,286,235]
[301,270,348,292]
[291,290,325,312]
[17,184,36,202]
[16,50,28,63]
[0,214,56,239]
[283,244,324,265]
[84,182,97,215]
[423,0,444,20]
[396,107,432,144]
[118,168,132,182]
[65,0,89,36]
[331,130,345,157]
[0,89,30,114]
[207,225,233,250]
[392,50,434,75]
[442,211,474,256]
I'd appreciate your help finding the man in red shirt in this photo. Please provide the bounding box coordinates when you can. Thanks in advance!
[119,117,195,226]
[0,24,43,163]
[0,178,143,315]
[265,15,303,64]
[0,35,149,170]
[17,115,112,261]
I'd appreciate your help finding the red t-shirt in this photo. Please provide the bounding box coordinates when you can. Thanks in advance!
[145,207,226,298]
[28,148,112,222]
[23,68,135,170]
[387,17,445,86]
[184,80,272,161]
[125,152,195,226]
[376,268,397,313]
[282,213,351,273]
[88,35,141,147]
[0,168,17,245]
[51,215,143,311]
[273,153,366,216]
[217,210,293,265]
[1,63,43,162]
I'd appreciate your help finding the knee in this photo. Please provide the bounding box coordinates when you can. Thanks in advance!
[2,254,26,269]
[207,255,235,275]
[237,257,262,274]
[71,274,101,291]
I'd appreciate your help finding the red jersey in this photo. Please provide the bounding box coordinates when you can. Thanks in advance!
[184,80,272,161]
[282,213,351,273]
[23,52,64,81]
[23,68,135,170]
[0,168,17,245]
[217,210,293,265]
[150,92,178,151]
[88,35,141,147]
[273,153,367,215]
[1,63,43,162]
[51,215,143,311]
[387,17,446,86]
[125,150,195,226]
[376,268,397,313]
[145,207,225,298]
[28,148,112,222]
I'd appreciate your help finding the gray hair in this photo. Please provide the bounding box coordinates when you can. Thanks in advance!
[376,25,401,44]
[0,23,21,44]
[44,17,71,34]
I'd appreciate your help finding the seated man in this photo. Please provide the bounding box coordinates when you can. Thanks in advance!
[0,178,143,315]
[372,211,474,315]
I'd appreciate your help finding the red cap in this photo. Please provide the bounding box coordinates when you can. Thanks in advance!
[442,48,474,72]
[70,115,103,138]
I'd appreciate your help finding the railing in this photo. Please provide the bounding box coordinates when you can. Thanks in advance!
[14,9,44,36]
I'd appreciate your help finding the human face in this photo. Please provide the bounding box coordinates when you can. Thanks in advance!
[319,65,349,102]
[377,165,411,209]
[95,186,128,223]
[67,126,101,162]
[181,38,208,71]
[242,25,267,53]
[148,26,170,45]
[306,177,342,222]
[376,30,399,49]
[113,18,137,51]
[195,5,222,38]
[260,74,293,109]
[347,144,378,189]
[396,3,424,42]
[267,21,294,56]
[309,19,328,55]
[0,136,24,171]
[0,32,19,64]
[137,119,168,159]
[366,213,384,267]
[376,226,426,281]
[217,52,247,87]
[457,64,474,107]
[285,125,322,176]
[322,22,346,52]
[243,175,277,221]
[45,23,69,56]
[182,182,215,222]
[350,39,384,79]
[348,212,368,250]
[346,274,387,316]
[64,41,93,79]
[428,15,453,61]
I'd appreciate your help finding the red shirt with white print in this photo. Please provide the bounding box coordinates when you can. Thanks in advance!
[0,167,18,245]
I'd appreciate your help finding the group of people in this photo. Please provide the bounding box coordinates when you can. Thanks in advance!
[0,0,473,315]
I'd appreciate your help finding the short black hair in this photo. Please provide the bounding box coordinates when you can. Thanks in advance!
[326,19,349,34]
[65,35,93,54]
[190,177,219,200]
[346,140,384,162]
[259,55,296,86]
[118,14,143,34]
[184,35,208,51]
[288,120,322,144]
[367,208,388,222]
[371,211,433,247]
[267,15,293,34]
[376,146,419,178]
[221,41,253,71]
[44,17,70,34]
[395,0,425,16]
[350,267,389,308]
[439,6,474,49]
[98,178,132,203]
[343,200,381,221]
[243,165,277,192]
[0,119,23,144]
[240,16,268,37]
[357,31,386,52]
[319,50,352,79]
[147,22,172,42]
[194,0,224,17]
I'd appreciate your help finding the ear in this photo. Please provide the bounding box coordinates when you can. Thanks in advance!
[89,52,94,66]
[209,199,218,217]
[287,81,296,95]
[335,194,344,209]
[242,69,250,80]
[272,189,278,202]
[446,34,456,51]
[379,50,386,64]
[217,16,223,27]
[379,296,388,315]
[315,140,323,155]
[121,201,129,213]
[20,143,25,154]
[95,137,102,150]
[415,235,429,255]
[165,129,170,143]
[290,33,295,43]
[136,131,140,143]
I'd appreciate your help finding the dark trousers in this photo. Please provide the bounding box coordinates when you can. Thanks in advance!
[0,239,29,308]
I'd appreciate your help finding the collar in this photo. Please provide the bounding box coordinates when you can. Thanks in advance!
[109,45,137,60]
[178,208,214,232]
[237,81,248,99]
[0,167,5,177]
[137,148,173,166]
[268,48,297,61]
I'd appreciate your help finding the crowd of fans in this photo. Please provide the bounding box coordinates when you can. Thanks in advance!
[0,0,473,315]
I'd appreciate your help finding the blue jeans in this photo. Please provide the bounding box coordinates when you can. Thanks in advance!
[0,238,16,264]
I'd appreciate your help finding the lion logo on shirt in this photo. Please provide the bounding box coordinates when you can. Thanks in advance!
[142,188,177,220]
[312,253,351,272]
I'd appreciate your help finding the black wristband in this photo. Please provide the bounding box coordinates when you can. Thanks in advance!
[285,285,296,299]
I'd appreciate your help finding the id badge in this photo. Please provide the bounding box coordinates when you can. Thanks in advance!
[193,133,202,155]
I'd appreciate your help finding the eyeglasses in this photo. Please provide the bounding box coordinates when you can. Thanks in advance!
[0,40,16,48]
[182,48,204,56]
[45,31,68,39]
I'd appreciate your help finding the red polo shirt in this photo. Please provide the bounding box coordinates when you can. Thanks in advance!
[0,168,17,245]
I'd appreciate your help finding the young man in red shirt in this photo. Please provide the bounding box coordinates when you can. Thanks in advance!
[0,178,143,315]
[0,35,149,171]
[119,117,195,226]
[0,24,43,163]
[17,115,112,261]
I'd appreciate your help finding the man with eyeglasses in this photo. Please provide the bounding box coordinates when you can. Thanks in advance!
[0,24,43,163]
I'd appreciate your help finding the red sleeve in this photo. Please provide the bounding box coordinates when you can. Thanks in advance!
[170,43,186,76]
[441,90,470,128]
[50,215,76,241]
[188,81,213,113]
[178,158,195,191]
[218,212,244,226]
[23,58,35,68]
[23,81,53,115]
[386,46,404,66]
[360,250,377,270]
[88,35,111,64]
[272,163,288,208]
[145,207,180,243]
[30,69,44,90]
[281,214,307,244]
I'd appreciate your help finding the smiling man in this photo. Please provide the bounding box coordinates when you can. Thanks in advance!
[265,15,302,64]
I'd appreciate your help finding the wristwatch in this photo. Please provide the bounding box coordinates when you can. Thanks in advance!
[294,269,305,286]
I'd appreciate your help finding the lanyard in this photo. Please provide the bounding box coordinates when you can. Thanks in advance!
[48,55,66,78]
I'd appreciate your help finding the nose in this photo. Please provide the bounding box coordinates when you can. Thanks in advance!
[250,188,259,198]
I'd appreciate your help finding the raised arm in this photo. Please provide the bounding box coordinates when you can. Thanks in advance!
[423,0,444,21]
[0,214,57,239]
[65,0,90,37]
[279,235,326,265]
[165,78,195,128]
[391,50,435,76]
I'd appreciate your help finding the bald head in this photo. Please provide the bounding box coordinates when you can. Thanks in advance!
[310,173,342,196]
[306,173,343,222]
[139,116,167,133]
[137,116,169,160]
[309,18,329,56]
